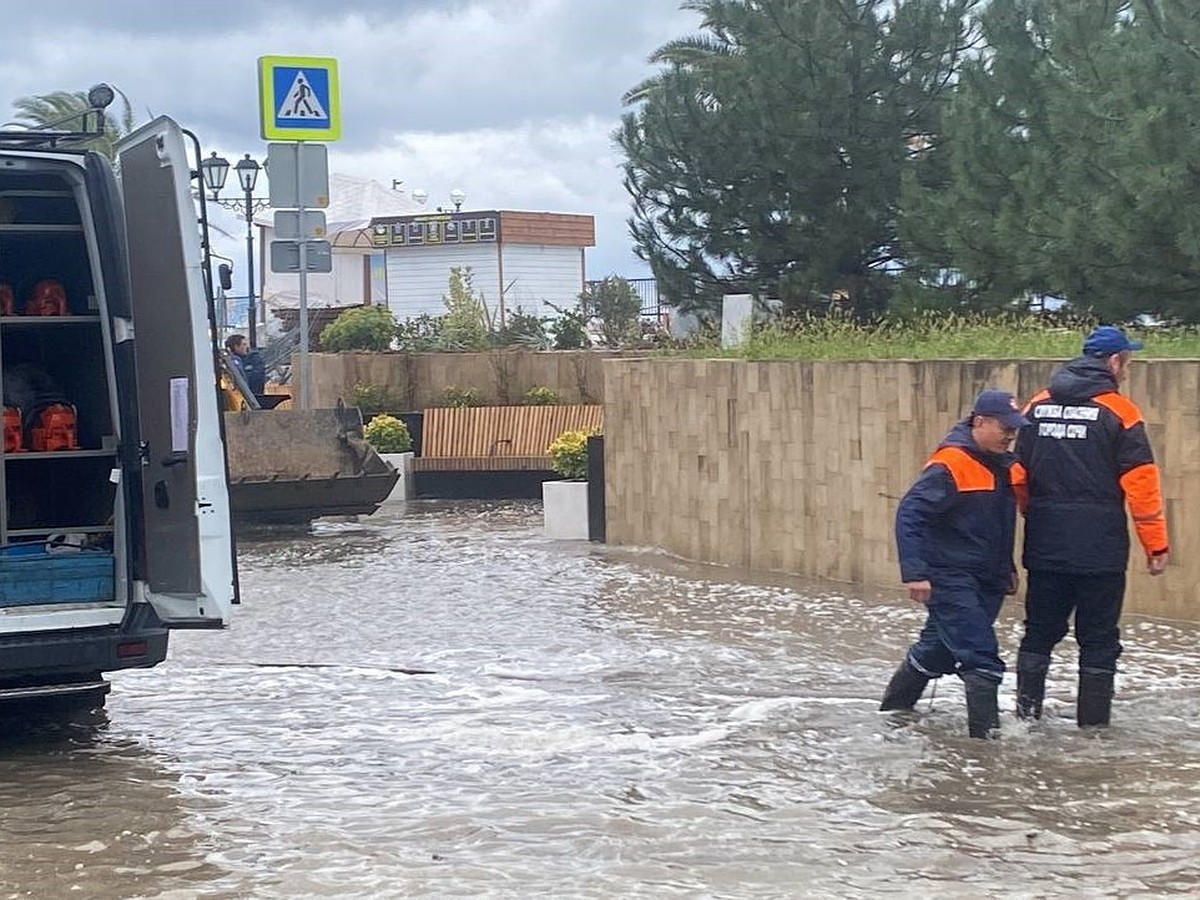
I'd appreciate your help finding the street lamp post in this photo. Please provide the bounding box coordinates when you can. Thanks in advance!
[200,151,270,347]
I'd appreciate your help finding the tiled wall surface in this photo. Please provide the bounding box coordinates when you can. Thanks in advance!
[603,358,1200,621]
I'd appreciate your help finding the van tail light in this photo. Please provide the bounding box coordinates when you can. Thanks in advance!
[116,640,148,658]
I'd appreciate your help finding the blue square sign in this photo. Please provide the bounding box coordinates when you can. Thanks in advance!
[259,55,341,141]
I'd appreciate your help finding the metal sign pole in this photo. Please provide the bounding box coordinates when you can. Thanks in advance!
[296,141,310,410]
[267,143,331,408]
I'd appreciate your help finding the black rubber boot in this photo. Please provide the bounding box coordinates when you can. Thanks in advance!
[1016,651,1051,720]
[963,671,1000,739]
[880,660,930,711]
[1077,667,1115,728]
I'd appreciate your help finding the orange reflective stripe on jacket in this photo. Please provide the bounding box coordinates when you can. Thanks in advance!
[1095,391,1166,554]
[1010,461,1028,513]
[926,446,994,492]
[1022,389,1050,415]
[1119,462,1169,553]
[1093,391,1144,429]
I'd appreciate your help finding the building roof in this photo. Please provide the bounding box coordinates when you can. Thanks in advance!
[255,173,426,238]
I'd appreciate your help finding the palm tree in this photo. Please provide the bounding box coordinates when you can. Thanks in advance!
[9,87,135,159]
[621,0,745,106]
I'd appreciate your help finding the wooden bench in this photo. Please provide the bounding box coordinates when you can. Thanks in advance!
[412,405,603,473]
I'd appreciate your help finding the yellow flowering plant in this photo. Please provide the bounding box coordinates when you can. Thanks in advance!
[363,414,412,453]
[524,385,560,406]
[547,428,597,480]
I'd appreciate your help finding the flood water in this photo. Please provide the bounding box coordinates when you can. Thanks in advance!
[2,501,1200,898]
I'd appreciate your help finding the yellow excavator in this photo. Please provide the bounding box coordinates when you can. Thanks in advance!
[218,353,254,411]
[217,351,287,412]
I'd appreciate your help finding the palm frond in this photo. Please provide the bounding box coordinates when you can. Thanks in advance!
[10,87,139,160]
[649,36,739,66]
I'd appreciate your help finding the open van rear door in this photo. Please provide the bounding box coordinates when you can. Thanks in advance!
[116,117,236,627]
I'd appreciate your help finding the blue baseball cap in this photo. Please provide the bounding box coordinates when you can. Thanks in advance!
[971,389,1029,429]
[1083,325,1143,356]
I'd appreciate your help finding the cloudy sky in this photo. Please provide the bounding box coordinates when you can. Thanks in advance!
[1,0,700,280]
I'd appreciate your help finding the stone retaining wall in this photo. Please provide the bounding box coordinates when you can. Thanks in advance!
[306,350,631,410]
[602,358,1200,621]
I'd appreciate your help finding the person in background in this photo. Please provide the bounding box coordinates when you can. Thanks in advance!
[881,389,1029,739]
[224,333,266,396]
[224,333,249,380]
[1015,325,1168,728]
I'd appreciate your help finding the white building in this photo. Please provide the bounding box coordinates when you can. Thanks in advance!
[366,209,595,325]
[258,175,596,329]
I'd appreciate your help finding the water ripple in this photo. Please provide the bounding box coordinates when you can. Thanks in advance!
[0,501,1197,897]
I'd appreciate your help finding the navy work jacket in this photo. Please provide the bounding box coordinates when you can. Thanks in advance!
[1017,356,1167,573]
[896,422,1024,584]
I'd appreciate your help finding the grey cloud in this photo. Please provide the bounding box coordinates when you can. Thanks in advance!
[1,1,698,278]
[4,3,699,149]
[11,0,437,36]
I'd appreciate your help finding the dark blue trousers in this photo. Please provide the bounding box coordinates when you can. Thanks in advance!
[1018,569,1125,673]
[907,570,1007,682]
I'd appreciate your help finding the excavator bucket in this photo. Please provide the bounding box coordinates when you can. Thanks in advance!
[223,405,399,525]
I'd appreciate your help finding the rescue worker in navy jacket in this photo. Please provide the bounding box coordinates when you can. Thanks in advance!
[1015,325,1168,728]
[881,389,1029,739]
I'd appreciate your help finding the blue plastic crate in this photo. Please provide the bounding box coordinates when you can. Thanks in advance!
[0,549,115,607]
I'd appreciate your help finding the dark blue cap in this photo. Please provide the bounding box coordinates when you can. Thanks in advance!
[1083,325,1143,356]
[971,389,1029,429]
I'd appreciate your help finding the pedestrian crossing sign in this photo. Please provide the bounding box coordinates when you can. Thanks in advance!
[258,55,341,141]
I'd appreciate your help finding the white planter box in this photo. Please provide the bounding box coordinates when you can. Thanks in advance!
[379,451,415,504]
[543,480,590,540]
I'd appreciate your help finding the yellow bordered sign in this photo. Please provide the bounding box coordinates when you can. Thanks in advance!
[258,55,341,141]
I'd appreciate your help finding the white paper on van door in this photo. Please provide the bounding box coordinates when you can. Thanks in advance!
[169,377,189,452]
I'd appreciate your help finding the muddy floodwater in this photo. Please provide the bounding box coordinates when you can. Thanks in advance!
[2,501,1200,898]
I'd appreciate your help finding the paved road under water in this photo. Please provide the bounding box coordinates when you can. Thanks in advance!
[2,501,1200,898]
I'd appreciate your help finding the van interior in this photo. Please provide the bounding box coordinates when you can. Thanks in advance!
[0,164,119,608]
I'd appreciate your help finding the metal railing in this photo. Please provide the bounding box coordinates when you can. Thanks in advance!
[585,277,661,319]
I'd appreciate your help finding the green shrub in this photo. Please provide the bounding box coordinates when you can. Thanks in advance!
[363,414,412,453]
[442,385,482,408]
[442,267,490,350]
[395,313,447,351]
[495,308,551,348]
[524,385,559,406]
[547,302,589,349]
[319,305,396,352]
[547,428,597,480]
[347,382,404,416]
[581,276,641,347]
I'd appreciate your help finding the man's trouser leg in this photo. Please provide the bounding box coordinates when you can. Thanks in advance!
[1074,572,1126,727]
[1018,571,1075,720]
[924,571,1006,738]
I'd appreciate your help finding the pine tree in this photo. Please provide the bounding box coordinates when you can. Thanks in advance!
[904,0,1200,320]
[619,0,981,317]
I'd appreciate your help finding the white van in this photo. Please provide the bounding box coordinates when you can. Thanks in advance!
[0,96,237,705]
